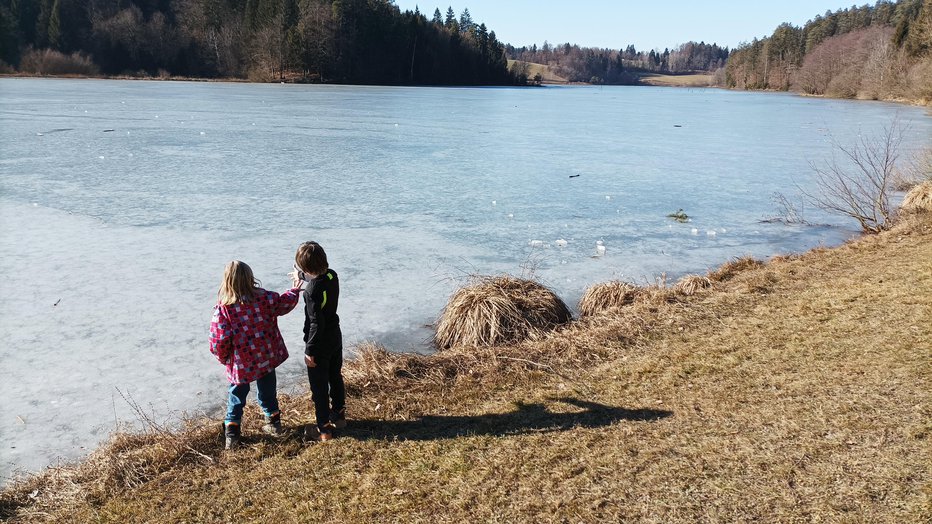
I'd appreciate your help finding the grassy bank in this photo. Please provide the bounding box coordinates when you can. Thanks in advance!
[636,73,714,87]
[507,60,570,84]
[2,214,931,522]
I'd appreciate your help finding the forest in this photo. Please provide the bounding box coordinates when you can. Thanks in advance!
[0,0,515,85]
[723,0,932,103]
[507,41,730,84]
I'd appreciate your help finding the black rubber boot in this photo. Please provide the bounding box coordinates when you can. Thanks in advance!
[224,422,241,450]
[262,412,283,436]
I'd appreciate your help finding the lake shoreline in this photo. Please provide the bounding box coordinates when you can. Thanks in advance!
[2,210,929,521]
[5,71,930,108]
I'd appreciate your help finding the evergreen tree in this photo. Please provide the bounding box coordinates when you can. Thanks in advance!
[244,0,259,30]
[903,0,931,56]
[47,0,60,49]
[444,6,457,30]
[459,7,473,33]
[35,0,51,46]
[431,8,442,25]
[0,5,19,65]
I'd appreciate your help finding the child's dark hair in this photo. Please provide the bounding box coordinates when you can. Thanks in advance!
[296,241,328,276]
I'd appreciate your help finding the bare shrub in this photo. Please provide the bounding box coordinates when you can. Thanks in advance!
[18,48,100,76]
[802,121,904,233]
[891,146,932,190]
[769,191,809,224]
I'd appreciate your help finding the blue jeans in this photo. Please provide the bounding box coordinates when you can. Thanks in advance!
[225,369,279,424]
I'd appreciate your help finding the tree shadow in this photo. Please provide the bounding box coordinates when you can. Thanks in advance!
[297,398,672,442]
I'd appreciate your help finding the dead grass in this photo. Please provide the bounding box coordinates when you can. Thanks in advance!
[902,180,932,214]
[674,274,714,296]
[3,216,931,523]
[638,73,714,87]
[708,255,766,282]
[578,281,641,317]
[434,276,572,350]
[507,60,569,84]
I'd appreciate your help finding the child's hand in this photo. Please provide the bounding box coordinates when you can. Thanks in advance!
[305,355,316,368]
[289,271,302,289]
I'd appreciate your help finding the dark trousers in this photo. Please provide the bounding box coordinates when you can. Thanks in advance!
[307,346,345,431]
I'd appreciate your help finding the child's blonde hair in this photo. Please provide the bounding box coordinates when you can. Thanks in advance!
[218,260,260,306]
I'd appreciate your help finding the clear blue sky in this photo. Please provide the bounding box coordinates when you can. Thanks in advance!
[394,1,860,51]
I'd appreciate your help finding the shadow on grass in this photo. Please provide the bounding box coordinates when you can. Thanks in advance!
[298,398,672,442]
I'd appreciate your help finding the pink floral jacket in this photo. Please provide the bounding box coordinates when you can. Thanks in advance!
[209,288,301,384]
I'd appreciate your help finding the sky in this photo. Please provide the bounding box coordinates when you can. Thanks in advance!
[393,1,862,51]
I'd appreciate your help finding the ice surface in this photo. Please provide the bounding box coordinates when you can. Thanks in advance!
[1,78,930,483]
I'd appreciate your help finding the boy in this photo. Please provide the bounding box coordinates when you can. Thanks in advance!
[294,241,346,441]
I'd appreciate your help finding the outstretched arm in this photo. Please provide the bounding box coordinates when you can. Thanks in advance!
[273,287,302,316]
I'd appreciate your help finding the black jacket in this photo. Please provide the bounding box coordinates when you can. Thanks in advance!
[303,269,341,358]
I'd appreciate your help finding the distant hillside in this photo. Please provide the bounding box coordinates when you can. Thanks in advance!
[637,73,714,87]
[506,60,568,84]
[724,0,931,104]
[0,0,517,85]
[506,41,729,85]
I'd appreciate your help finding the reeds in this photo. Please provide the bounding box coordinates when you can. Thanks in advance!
[708,256,765,282]
[675,275,714,296]
[578,281,641,317]
[434,276,572,350]
[901,181,932,214]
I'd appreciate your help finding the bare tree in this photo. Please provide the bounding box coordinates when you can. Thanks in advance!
[801,121,904,233]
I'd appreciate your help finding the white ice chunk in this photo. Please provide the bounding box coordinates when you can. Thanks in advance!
[529,240,545,248]
[554,239,568,248]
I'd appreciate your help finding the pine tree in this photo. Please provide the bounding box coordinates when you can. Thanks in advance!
[904,0,931,56]
[244,0,259,30]
[47,0,60,49]
[459,7,473,34]
[0,5,19,65]
[432,8,442,25]
[36,0,51,47]
[444,6,457,31]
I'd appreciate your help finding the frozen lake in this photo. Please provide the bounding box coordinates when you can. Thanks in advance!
[1,78,929,482]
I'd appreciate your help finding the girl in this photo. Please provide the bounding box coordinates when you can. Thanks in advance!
[209,260,302,449]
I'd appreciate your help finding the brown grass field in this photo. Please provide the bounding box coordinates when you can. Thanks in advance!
[2,214,931,523]
[638,73,715,87]
[507,60,569,84]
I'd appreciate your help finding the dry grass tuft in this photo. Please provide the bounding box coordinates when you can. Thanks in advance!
[708,256,766,282]
[674,275,714,296]
[578,281,642,317]
[435,276,572,350]
[344,342,463,387]
[901,181,932,214]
